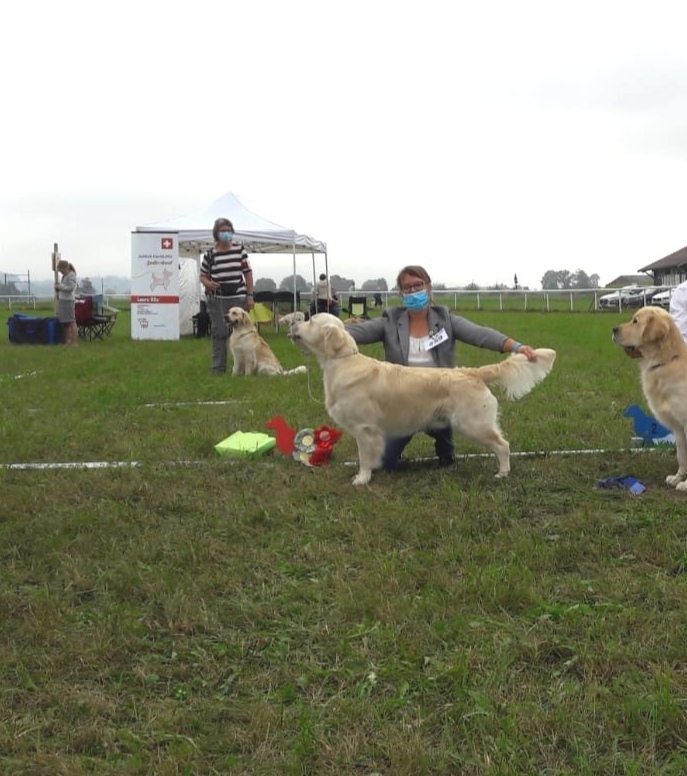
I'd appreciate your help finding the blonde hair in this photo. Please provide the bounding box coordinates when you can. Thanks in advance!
[57,259,76,273]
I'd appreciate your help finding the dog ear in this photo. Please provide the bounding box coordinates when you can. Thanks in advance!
[322,323,348,357]
[642,312,670,344]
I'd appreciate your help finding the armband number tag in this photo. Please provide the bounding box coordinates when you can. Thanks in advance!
[425,328,449,350]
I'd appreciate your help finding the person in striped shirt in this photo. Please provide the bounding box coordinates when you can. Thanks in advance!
[200,217,255,374]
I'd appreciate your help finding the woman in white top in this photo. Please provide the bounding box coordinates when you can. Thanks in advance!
[55,259,78,345]
[669,280,687,344]
[345,265,538,470]
[314,273,341,316]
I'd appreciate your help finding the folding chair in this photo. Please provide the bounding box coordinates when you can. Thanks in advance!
[75,295,118,341]
[99,304,118,337]
[251,291,275,332]
[346,295,369,319]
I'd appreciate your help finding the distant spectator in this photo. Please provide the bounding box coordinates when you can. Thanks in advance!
[314,273,340,316]
[373,292,383,308]
[55,259,78,345]
[315,273,331,304]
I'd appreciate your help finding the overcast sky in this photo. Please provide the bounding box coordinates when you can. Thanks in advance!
[3,0,687,290]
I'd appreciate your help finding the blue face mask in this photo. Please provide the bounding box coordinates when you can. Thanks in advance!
[218,231,233,242]
[403,289,429,311]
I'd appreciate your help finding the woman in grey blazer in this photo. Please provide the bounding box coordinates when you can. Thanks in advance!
[344,265,538,471]
[55,259,78,345]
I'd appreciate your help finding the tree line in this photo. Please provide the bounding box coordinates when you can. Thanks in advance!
[256,269,602,293]
[254,275,389,293]
[540,269,601,289]
[1,268,602,297]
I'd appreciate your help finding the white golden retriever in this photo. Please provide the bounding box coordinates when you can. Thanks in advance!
[613,305,687,491]
[290,313,556,485]
[225,307,307,376]
[277,311,306,327]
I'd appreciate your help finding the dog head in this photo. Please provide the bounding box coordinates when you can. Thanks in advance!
[290,313,358,361]
[224,306,252,333]
[278,311,306,326]
[612,305,683,360]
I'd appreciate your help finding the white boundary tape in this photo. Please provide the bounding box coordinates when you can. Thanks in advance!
[2,461,143,470]
[143,401,248,408]
[2,371,41,382]
[0,447,660,471]
[342,447,659,466]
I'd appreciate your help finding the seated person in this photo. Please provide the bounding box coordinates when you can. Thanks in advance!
[312,274,341,317]
[312,296,341,317]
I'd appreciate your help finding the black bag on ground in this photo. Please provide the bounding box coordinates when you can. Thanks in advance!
[192,311,211,338]
[7,314,60,345]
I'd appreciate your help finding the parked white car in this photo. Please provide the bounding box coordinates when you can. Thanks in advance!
[650,289,672,308]
[624,286,666,307]
[598,286,665,309]
[598,286,642,309]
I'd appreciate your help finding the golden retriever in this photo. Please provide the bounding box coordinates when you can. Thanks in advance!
[277,311,306,327]
[225,307,306,376]
[290,313,556,485]
[613,305,687,491]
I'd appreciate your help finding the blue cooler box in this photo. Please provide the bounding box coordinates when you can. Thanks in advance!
[7,314,61,345]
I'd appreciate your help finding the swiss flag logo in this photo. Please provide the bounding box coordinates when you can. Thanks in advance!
[161,237,174,250]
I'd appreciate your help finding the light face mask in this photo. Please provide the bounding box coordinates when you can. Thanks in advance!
[403,289,429,311]
[218,231,234,242]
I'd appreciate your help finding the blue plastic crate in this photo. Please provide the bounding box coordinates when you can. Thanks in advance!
[7,314,60,345]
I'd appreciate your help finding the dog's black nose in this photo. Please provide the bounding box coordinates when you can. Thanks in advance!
[612,326,619,334]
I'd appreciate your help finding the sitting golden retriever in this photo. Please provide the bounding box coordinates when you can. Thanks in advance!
[290,313,556,485]
[225,307,306,376]
[613,305,687,491]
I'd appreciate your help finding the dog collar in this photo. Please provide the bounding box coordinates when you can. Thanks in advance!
[330,349,359,359]
[648,354,679,371]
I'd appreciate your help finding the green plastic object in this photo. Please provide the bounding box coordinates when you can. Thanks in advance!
[215,431,276,459]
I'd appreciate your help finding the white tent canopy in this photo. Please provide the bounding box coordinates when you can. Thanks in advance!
[136,191,327,257]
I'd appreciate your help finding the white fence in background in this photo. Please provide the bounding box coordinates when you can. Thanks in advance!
[0,288,677,312]
[0,294,132,310]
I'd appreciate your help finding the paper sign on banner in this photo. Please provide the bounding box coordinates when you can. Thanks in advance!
[131,232,180,340]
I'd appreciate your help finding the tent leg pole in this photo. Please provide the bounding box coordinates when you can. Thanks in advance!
[311,253,317,317]
[292,243,297,311]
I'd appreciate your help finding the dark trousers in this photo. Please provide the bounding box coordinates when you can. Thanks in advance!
[207,294,246,373]
[381,427,454,470]
[313,299,340,317]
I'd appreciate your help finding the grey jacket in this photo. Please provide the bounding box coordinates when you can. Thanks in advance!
[345,305,509,368]
[56,271,78,301]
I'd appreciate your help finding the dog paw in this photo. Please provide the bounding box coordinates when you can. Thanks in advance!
[677,481,687,493]
[666,474,686,487]
[352,472,372,486]
[494,471,510,479]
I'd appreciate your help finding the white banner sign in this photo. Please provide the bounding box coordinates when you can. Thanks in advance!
[131,232,180,340]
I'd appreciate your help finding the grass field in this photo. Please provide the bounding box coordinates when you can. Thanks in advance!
[2,306,687,775]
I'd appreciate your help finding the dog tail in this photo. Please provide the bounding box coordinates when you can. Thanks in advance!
[467,348,556,400]
[282,365,308,376]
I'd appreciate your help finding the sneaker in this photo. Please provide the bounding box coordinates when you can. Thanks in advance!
[438,455,455,468]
